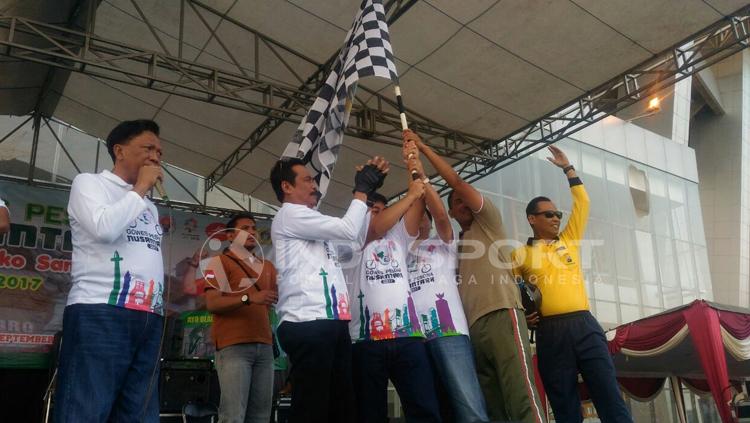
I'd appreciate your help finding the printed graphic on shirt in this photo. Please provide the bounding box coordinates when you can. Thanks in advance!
[407,239,469,340]
[126,210,162,251]
[106,210,164,314]
[106,250,164,314]
[355,289,423,341]
[321,267,351,320]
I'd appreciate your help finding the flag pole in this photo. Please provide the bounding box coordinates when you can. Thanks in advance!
[395,85,425,181]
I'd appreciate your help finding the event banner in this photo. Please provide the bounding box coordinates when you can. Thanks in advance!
[0,180,278,368]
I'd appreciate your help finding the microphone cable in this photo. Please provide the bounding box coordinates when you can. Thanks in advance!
[138,186,174,423]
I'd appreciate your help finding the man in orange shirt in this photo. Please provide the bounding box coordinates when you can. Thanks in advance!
[192,213,278,423]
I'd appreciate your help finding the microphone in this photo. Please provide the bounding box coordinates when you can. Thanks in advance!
[154,179,169,201]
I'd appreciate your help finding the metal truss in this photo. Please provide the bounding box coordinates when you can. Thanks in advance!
[408,5,750,196]
[0,0,493,189]
[0,113,270,218]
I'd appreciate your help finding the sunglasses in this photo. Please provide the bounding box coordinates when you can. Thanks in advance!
[532,210,563,219]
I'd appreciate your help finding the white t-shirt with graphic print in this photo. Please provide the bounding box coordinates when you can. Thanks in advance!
[407,235,469,340]
[66,170,165,314]
[349,217,424,342]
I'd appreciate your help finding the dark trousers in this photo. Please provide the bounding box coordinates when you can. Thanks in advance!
[537,311,632,423]
[53,304,163,423]
[276,319,355,423]
[352,337,441,423]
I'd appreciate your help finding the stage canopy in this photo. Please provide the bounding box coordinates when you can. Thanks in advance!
[606,300,750,423]
[1,1,749,213]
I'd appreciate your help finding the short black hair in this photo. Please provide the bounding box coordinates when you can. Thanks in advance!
[106,119,159,161]
[270,158,306,203]
[367,192,387,206]
[526,196,552,216]
[226,212,256,230]
[447,189,456,210]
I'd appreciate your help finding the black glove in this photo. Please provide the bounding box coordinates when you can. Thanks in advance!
[353,164,386,194]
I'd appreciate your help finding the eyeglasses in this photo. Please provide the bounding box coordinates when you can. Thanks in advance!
[532,210,563,219]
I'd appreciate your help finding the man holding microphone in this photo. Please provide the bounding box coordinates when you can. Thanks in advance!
[55,119,167,423]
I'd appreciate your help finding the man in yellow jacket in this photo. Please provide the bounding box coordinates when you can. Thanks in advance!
[512,145,632,423]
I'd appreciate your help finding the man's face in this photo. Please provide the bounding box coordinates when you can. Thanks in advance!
[283,164,318,208]
[448,193,473,227]
[113,131,162,184]
[527,200,562,238]
[227,218,257,250]
[369,201,386,216]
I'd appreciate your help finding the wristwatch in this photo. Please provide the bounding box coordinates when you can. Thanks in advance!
[241,294,250,305]
[562,165,575,175]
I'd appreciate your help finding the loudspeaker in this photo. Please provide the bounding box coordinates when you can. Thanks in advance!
[159,360,218,413]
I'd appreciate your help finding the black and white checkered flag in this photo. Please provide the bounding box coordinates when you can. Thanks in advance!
[282,0,399,200]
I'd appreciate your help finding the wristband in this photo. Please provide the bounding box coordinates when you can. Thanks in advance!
[562,165,575,175]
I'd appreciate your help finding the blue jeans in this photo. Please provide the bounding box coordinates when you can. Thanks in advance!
[53,303,163,423]
[215,343,275,423]
[426,335,490,423]
[352,337,442,423]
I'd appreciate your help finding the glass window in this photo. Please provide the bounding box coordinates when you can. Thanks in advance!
[585,220,616,284]
[605,158,636,227]
[668,179,690,242]
[641,284,662,308]
[648,170,672,238]
[686,183,707,247]
[662,286,682,309]
[655,236,678,288]
[694,246,712,296]
[635,230,658,283]
[618,279,640,305]
[675,240,696,290]
[620,303,641,323]
[579,144,607,220]
[613,227,637,282]
[595,300,619,325]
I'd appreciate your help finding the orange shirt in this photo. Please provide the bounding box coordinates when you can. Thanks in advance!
[200,253,278,350]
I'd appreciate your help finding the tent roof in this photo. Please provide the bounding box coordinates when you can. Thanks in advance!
[1,0,748,213]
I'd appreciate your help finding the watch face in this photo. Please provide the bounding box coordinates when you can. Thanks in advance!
[241,294,249,303]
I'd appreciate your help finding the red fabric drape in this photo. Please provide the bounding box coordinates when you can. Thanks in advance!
[682,378,712,395]
[618,377,666,401]
[608,310,686,354]
[718,310,750,340]
[684,301,734,423]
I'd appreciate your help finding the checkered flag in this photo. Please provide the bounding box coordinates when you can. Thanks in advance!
[282,0,399,200]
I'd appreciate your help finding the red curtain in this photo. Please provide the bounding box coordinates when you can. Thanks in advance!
[718,310,750,340]
[608,309,686,354]
[618,377,666,401]
[683,301,734,423]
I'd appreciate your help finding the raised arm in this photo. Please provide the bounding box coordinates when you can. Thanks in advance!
[406,130,483,212]
[403,139,452,242]
[546,145,590,241]
[68,174,150,243]
[366,179,425,244]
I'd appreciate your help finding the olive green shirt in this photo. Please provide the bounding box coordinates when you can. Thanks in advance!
[458,196,523,327]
